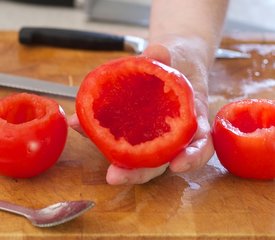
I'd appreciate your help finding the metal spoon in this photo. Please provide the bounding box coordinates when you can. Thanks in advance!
[0,200,95,227]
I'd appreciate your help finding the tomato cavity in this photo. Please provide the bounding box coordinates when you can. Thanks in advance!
[92,73,180,145]
[0,95,46,124]
[225,101,275,133]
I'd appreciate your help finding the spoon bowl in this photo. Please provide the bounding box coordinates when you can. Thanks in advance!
[0,200,95,227]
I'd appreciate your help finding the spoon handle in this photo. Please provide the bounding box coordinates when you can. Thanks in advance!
[0,200,33,217]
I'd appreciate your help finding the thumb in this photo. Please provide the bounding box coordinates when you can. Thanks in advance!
[142,43,171,66]
[67,113,87,136]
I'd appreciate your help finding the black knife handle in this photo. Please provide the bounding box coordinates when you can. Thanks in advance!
[12,0,74,7]
[19,27,124,51]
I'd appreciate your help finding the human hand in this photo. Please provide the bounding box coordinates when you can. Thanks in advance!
[68,113,169,184]
[68,35,215,184]
[143,35,215,174]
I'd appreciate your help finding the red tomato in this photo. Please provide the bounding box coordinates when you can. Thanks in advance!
[212,99,275,180]
[76,56,197,169]
[0,93,68,178]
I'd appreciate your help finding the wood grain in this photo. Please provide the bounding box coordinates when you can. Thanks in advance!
[0,31,274,239]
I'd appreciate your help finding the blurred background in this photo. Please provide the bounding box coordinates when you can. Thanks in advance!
[0,0,275,39]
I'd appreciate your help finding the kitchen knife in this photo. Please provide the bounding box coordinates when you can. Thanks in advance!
[19,27,251,58]
[0,73,78,98]
[19,27,145,54]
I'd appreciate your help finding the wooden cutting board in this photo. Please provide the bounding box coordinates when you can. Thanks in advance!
[0,31,274,239]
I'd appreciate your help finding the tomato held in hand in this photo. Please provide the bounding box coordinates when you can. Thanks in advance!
[212,99,275,180]
[0,93,68,178]
[76,56,197,169]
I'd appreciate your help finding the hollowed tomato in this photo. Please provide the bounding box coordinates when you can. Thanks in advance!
[212,99,275,180]
[76,56,197,169]
[0,93,68,178]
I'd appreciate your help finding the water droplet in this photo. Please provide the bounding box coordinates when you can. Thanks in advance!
[254,71,261,77]
[188,182,201,190]
[262,59,269,65]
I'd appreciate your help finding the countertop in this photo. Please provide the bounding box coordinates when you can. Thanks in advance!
[0,31,274,239]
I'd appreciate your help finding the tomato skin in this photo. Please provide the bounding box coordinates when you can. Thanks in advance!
[212,99,275,180]
[76,56,197,169]
[0,93,68,178]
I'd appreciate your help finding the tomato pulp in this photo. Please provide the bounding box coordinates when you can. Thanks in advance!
[76,56,197,168]
[212,99,275,180]
[0,93,68,178]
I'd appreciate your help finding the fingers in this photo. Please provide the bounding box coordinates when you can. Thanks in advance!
[67,113,87,136]
[106,163,169,185]
[169,133,214,173]
[169,115,214,173]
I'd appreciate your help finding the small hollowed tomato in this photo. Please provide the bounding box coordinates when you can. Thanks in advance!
[0,93,68,178]
[212,99,275,180]
[76,56,197,169]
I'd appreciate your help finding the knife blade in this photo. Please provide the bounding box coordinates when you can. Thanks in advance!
[0,73,78,98]
[215,48,251,59]
[19,27,250,58]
